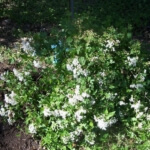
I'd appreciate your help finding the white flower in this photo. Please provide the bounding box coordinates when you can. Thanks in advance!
[75,107,86,122]
[130,84,136,88]
[72,58,79,66]
[13,68,24,81]
[24,71,30,76]
[0,72,7,80]
[4,91,17,105]
[81,92,90,98]
[94,117,108,130]
[75,85,80,95]
[62,136,69,144]
[66,64,73,71]
[131,101,141,112]
[119,101,126,106]
[94,116,116,130]
[43,107,51,117]
[85,133,96,145]
[7,110,15,118]
[58,110,68,119]
[7,118,15,125]
[68,97,77,105]
[29,123,36,134]
[106,40,114,49]
[130,84,143,89]
[33,60,42,68]
[21,37,35,55]
[7,110,15,125]
[0,107,6,116]
[136,112,143,119]
[108,118,117,125]
[135,84,143,89]
[138,122,143,129]
[146,115,150,121]
[127,56,138,67]
[129,95,134,102]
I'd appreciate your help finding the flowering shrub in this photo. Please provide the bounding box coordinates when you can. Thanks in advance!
[0,27,150,149]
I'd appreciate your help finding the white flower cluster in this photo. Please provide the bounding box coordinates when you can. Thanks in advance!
[67,85,90,105]
[13,68,30,81]
[127,56,138,67]
[75,107,86,122]
[4,91,17,105]
[33,60,44,68]
[105,39,120,52]
[21,37,36,56]
[131,100,141,112]
[0,106,15,125]
[51,120,68,131]
[62,128,82,144]
[0,71,7,80]
[43,106,68,119]
[94,115,117,130]
[85,133,96,145]
[29,123,36,134]
[130,83,143,89]
[13,68,24,81]
[130,96,144,119]
[66,57,88,78]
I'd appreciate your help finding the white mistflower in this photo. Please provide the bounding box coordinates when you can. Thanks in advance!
[21,37,35,55]
[75,85,80,95]
[24,71,30,76]
[129,95,134,102]
[119,101,126,106]
[7,110,15,125]
[94,116,108,130]
[130,84,143,89]
[0,107,6,116]
[4,91,17,105]
[33,60,42,68]
[72,58,79,66]
[135,84,143,89]
[146,115,150,121]
[43,107,51,117]
[58,110,68,119]
[94,116,117,130]
[66,64,73,71]
[81,92,90,98]
[130,84,136,88]
[7,117,15,125]
[13,68,24,81]
[131,101,141,112]
[108,118,117,126]
[138,122,143,129]
[127,56,138,67]
[136,112,143,119]
[0,72,7,80]
[29,123,36,134]
[106,40,114,49]
[75,107,86,122]
[67,57,88,78]
[62,136,69,144]
[85,134,95,145]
